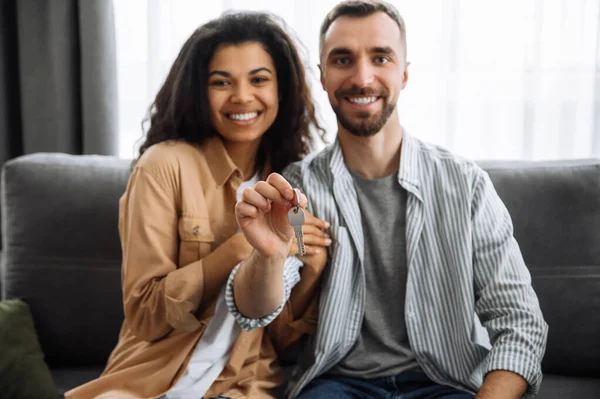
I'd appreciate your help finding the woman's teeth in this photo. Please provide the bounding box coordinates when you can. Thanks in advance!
[228,112,258,120]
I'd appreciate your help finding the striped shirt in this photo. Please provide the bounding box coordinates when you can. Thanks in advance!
[226,132,548,398]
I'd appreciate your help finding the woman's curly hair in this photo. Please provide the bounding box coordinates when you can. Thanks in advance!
[136,11,325,174]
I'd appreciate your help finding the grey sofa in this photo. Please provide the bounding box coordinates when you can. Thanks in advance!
[1,153,599,398]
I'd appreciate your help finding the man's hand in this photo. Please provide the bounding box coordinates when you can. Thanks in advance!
[476,370,528,399]
[235,172,308,259]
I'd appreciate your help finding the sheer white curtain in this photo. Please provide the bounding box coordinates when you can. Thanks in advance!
[114,0,600,161]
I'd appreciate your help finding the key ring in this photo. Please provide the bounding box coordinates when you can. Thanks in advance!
[292,188,301,212]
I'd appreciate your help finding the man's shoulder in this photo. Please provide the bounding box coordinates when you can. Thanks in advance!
[283,143,335,181]
[410,135,485,182]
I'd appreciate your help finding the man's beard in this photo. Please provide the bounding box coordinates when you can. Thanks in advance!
[332,86,396,137]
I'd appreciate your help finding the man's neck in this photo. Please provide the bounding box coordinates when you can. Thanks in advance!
[338,117,403,180]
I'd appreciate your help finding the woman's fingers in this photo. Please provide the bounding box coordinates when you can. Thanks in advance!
[265,173,295,204]
[289,235,330,256]
[304,210,330,229]
[289,229,331,255]
[302,224,330,239]
[253,180,288,207]
[235,201,260,220]
[241,187,271,212]
[250,175,309,210]
[303,232,332,247]
[302,245,323,256]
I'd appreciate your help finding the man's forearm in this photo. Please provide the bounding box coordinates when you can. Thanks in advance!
[233,249,286,319]
[476,370,528,399]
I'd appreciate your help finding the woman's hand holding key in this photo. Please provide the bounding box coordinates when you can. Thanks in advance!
[236,173,309,259]
[234,173,330,322]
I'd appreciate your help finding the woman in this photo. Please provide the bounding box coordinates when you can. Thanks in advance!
[66,11,330,399]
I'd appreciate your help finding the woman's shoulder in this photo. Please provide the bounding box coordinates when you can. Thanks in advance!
[131,140,210,191]
[135,139,205,172]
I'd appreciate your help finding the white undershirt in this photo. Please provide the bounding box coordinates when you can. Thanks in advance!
[164,172,260,399]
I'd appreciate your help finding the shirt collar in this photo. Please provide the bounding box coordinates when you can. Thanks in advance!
[397,130,420,191]
[329,128,422,199]
[203,136,242,187]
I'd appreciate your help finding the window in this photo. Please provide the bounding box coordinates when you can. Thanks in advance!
[114,0,600,161]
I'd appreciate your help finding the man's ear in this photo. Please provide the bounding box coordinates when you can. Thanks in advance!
[318,64,326,90]
[401,61,410,89]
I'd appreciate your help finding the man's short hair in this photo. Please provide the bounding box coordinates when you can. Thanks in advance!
[319,0,407,60]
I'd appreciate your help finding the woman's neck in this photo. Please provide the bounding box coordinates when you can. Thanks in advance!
[223,138,261,180]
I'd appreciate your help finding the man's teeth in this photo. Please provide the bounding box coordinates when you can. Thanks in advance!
[348,96,377,105]
[228,112,258,120]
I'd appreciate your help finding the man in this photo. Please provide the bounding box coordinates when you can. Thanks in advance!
[226,1,548,398]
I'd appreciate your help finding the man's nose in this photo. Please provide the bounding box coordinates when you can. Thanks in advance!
[349,59,375,87]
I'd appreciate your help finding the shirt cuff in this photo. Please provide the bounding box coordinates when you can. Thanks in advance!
[225,257,303,331]
[483,344,543,398]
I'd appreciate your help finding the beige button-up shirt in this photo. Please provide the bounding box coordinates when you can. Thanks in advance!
[66,137,315,399]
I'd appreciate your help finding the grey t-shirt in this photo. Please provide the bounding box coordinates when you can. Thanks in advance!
[333,170,419,379]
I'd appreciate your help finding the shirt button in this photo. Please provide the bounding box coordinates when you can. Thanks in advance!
[193,226,201,235]
[408,311,416,318]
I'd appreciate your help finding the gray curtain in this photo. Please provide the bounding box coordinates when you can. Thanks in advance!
[0,0,118,251]
[0,0,118,162]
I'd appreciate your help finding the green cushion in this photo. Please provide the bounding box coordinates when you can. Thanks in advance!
[0,299,62,399]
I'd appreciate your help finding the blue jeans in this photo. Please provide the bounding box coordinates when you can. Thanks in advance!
[296,369,475,399]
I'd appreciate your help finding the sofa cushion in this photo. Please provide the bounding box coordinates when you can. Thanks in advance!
[537,374,600,399]
[2,152,599,383]
[51,367,104,395]
[0,298,61,399]
[1,153,131,367]
[481,160,600,377]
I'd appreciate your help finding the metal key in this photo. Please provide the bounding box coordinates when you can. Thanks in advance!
[287,189,306,256]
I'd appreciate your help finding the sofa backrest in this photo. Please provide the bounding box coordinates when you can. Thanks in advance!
[1,153,599,376]
[481,159,600,378]
[1,153,131,367]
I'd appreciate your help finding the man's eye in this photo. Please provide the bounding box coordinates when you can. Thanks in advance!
[375,57,389,64]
